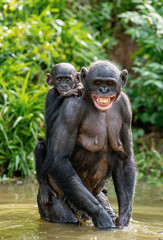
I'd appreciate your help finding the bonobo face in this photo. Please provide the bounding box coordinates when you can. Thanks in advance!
[53,67,76,94]
[81,61,127,112]
[47,63,77,93]
[90,66,118,112]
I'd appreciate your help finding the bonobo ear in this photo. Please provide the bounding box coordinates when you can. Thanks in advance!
[80,67,88,85]
[75,72,80,83]
[120,69,128,88]
[46,73,53,86]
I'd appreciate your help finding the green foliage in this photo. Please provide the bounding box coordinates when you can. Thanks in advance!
[0,0,106,177]
[133,128,163,184]
[0,72,46,177]
[69,1,118,52]
[0,0,162,183]
[119,1,163,126]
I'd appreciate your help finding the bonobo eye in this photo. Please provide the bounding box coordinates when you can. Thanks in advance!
[94,80,101,86]
[107,81,115,86]
[66,77,71,82]
[56,77,61,82]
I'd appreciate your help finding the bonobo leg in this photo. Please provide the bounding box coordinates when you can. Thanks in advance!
[67,191,118,224]
[35,141,53,205]
[37,187,78,224]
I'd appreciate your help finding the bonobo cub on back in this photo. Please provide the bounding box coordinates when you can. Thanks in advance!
[37,60,137,229]
[35,63,83,206]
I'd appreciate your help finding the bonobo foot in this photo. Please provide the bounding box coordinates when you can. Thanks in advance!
[92,206,116,229]
[37,189,78,224]
[39,183,52,206]
[39,182,58,206]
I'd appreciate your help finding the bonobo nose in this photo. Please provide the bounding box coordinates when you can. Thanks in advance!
[99,87,110,93]
[61,83,68,89]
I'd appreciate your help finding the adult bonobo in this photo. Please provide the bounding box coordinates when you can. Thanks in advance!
[38,60,137,229]
[35,63,82,206]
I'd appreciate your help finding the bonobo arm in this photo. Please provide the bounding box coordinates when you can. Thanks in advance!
[112,93,137,228]
[44,98,115,229]
[45,88,71,139]
[45,88,81,139]
[45,88,59,129]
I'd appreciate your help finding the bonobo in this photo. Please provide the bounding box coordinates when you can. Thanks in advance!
[35,63,82,206]
[38,60,137,229]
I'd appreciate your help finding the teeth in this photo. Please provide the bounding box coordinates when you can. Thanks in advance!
[97,98,110,104]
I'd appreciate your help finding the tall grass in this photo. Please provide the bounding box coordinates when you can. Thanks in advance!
[0,71,46,177]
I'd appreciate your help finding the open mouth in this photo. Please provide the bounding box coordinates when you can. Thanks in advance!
[92,94,115,112]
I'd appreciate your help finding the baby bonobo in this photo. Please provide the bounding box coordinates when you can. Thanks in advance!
[35,63,83,206]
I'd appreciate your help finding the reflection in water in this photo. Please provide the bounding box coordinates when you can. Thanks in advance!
[0,181,163,240]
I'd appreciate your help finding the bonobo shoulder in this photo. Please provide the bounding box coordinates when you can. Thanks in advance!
[118,92,132,122]
[60,97,84,126]
[46,88,56,99]
[47,87,55,95]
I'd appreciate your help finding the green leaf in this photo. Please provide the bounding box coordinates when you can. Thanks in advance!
[143,80,163,89]
[13,116,23,128]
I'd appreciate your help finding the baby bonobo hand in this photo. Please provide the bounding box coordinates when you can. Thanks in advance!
[63,83,84,98]
[63,89,78,97]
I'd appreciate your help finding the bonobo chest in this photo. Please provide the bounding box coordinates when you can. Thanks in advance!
[77,111,107,152]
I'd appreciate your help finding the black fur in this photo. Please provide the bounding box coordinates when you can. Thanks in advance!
[35,63,82,205]
[38,60,137,229]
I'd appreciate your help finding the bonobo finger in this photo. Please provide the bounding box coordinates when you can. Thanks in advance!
[41,194,52,206]
[64,90,78,97]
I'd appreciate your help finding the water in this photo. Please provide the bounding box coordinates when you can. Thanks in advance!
[0,181,163,240]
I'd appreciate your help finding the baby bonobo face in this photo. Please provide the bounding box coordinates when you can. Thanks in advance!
[47,63,77,94]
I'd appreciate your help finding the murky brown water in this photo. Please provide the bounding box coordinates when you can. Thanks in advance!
[0,181,163,240]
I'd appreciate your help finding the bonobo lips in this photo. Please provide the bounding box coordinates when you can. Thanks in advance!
[58,90,69,94]
[92,94,115,112]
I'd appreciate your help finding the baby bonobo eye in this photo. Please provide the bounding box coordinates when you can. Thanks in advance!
[66,77,71,82]
[56,77,61,82]
[94,80,101,86]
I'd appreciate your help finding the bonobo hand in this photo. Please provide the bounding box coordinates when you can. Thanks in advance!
[63,89,78,97]
[75,86,83,97]
[40,184,52,206]
[92,206,116,229]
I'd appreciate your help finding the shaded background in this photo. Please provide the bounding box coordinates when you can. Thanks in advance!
[0,0,163,184]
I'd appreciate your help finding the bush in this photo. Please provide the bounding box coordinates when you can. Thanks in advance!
[0,0,106,177]
[120,1,163,126]
[0,72,46,177]
[133,128,163,184]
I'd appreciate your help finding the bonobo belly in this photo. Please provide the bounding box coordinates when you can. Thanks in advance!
[71,146,111,196]
[71,112,111,195]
